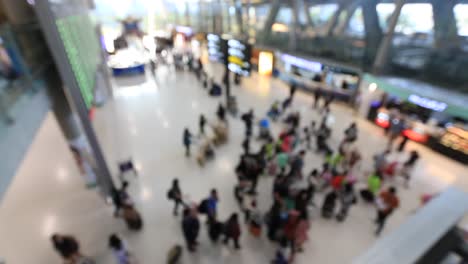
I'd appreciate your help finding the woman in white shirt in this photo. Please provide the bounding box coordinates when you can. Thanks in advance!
[108,234,137,264]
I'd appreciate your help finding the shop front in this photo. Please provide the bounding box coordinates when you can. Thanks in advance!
[360,74,468,163]
[274,51,360,102]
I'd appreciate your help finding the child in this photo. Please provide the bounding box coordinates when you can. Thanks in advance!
[268,101,281,121]
[248,200,262,237]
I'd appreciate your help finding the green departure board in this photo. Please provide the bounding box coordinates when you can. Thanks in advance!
[56,15,100,109]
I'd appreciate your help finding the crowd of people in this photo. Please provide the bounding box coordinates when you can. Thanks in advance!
[168,74,422,263]
[50,58,422,264]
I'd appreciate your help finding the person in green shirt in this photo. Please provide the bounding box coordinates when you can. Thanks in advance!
[325,151,344,170]
[367,173,382,196]
[277,152,289,174]
[264,138,275,161]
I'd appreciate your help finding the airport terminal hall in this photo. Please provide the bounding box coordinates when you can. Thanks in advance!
[1,0,468,263]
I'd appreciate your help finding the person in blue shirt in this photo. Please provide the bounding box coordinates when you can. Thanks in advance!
[207,189,219,221]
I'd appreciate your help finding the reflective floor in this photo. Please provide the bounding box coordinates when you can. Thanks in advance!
[1,64,467,263]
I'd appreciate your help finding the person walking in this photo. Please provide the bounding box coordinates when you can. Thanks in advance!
[241,109,254,137]
[111,187,124,217]
[217,103,226,122]
[206,189,219,222]
[183,128,193,157]
[207,216,224,243]
[336,183,357,222]
[313,88,322,109]
[199,114,207,135]
[294,212,310,252]
[283,210,300,260]
[108,234,136,264]
[223,213,242,249]
[344,122,358,143]
[321,191,338,219]
[374,150,390,174]
[289,83,297,101]
[242,137,250,155]
[51,233,81,263]
[181,208,200,252]
[322,93,335,111]
[397,135,409,152]
[272,238,291,264]
[118,181,133,207]
[387,117,405,150]
[363,172,382,202]
[267,196,284,242]
[295,190,309,217]
[289,150,305,178]
[375,187,400,235]
[247,200,263,238]
[402,150,420,187]
[167,179,184,216]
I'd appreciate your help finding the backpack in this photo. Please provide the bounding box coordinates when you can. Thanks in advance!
[198,199,209,214]
[167,189,175,200]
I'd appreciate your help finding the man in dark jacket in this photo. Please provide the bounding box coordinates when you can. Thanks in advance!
[223,213,241,249]
[181,208,200,252]
[241,109,254,137]
[51,234,80,261]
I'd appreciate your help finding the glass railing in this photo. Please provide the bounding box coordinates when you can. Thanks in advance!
[0,23,51,137]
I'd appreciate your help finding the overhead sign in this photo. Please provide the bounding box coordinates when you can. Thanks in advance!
[227,39,252,76]
[207,33,227,63]
[408,94,447,112]
[281,54,322,73]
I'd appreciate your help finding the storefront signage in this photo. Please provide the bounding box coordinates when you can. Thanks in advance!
[175,26,193,36]
[408,94,447,112]
[207,33,227,63]
[258,51,273,76]
[281,54,322,73]
[227,39,252,77]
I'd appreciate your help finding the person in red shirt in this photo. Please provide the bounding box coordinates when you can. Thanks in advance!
[375,186,400,235]
[331,173,346,191]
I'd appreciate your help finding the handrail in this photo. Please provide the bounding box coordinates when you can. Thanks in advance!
[353,187,468,264]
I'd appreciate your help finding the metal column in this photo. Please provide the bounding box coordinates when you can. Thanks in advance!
[432,0,460,49]
[289,0,299,51]
[372,0,405,74]
[362,0,383,69]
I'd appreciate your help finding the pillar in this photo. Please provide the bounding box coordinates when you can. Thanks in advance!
[185,2,190,27]
[332,2,359,36]
[303,0,313,27]
[289,0,299,51]
[362,0,383,69]
[325,0,354,36]
[263,0,281,39]
[235,0,244,35]
[432,0,460,49]
[373,0,405,74]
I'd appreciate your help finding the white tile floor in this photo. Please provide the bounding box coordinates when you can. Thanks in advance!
[0,63,467,264]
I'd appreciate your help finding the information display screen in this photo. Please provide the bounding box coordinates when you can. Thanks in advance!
[49,0,101,109]
[227,39,252,77]
[207,33,227,63]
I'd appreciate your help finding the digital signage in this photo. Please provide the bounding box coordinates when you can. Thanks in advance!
[207,33,227,63]
[227,39,252,77]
